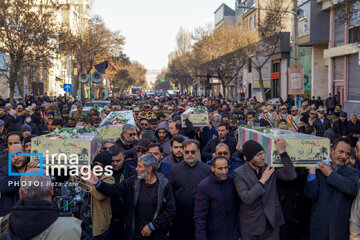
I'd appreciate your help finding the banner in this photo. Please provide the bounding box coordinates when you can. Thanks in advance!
[288,67,304,95]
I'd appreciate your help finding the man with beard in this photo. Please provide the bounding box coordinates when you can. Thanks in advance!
[169,139,211,240]
[194,156,240,240]
[0,144,37,216]
[163,136,185,165]
[84,154,176,240]
[155,122,171,157]
[139,118,150,131]
[233,139,297,240]
[305,137,359,240]
[333,111,352,138]
[348,113,360,147]
[0,168,93,239]
[0,106,15,129]
[115,124,137,152]
[108,145,136,240]
[147,143,173,178]
[202,123,237,162]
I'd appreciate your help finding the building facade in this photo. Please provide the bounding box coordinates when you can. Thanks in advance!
[322,0,360,113]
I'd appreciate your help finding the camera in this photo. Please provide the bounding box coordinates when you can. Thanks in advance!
[51,175,86,217]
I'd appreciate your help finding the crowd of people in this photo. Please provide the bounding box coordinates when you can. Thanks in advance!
[0,92,359,240]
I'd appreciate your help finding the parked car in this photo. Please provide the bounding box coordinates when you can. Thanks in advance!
[70,100,110,115]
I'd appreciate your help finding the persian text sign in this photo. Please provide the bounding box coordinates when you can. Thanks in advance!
[288,67,304,95]
[238,126,330,167]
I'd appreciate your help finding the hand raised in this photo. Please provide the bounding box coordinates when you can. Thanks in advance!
[275,137,286,154]
[259,165,275,185]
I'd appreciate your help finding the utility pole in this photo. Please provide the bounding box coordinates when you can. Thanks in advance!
[293,0,299,67]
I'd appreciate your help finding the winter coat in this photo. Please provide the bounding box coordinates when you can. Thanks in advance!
[201,135,237,162]
[350,191,360,240]
[0,114,15,129]
[348,120,360,146]
[96,172,176,240]
[194,174,240,240]
[76,174,115,237]
[313,118,331,137]
[155,122,171,157]
[232,152,297,237]
[332,120,352,138]
[111,162,136,221]
[162,155,183,165]
[325,97,335,109]
[304,165,359,240]
[276,168,311,224]
[0,199,93,240]
[31,112,42,130]
[0,166,20,217]
[115,134,137,153]
[169,161,211,232]
[199,126,218,151]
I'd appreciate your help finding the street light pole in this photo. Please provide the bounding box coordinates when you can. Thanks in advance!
[293,0,299,67]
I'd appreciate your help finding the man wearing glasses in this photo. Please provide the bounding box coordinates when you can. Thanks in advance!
[139,118,150,132]
[233,139,297,240]
[210,143,245,174]
[100,140,115,153]
[115,124,137,153]
[169,139,211,240]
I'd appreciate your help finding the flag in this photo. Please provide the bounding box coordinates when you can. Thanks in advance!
[95,61,108,74]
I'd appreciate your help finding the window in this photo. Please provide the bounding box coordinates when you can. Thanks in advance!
[248,58,252,73]
[253,13,257,29]
[272,63,280,73]
[349,26,360,44]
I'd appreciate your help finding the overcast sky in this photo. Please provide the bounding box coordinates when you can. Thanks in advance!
[93,0,236,82]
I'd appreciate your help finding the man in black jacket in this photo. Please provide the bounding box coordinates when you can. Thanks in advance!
[31,106,42,130]
[201,123,237,162]
[305,137,359,240]
[115,124,137,152]
[333,111,352,138]
[169,139,211,240]
[194,156,240,240]
[348,113,360,147]
[108,145,136,240]
[0,106,15,129]
[313,109,331,137]
[84,154,176,240]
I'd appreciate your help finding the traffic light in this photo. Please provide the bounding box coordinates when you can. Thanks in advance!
[158,78,168,82]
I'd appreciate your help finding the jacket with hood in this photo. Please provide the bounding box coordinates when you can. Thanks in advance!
[95,172,176,240]
[0,198,93,240]
[155,122,171,157]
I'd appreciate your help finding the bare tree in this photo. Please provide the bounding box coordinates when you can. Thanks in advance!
[0,0,62,102]
[194,23,257,97]
[61,16,125,99]
[247,0,288,101]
